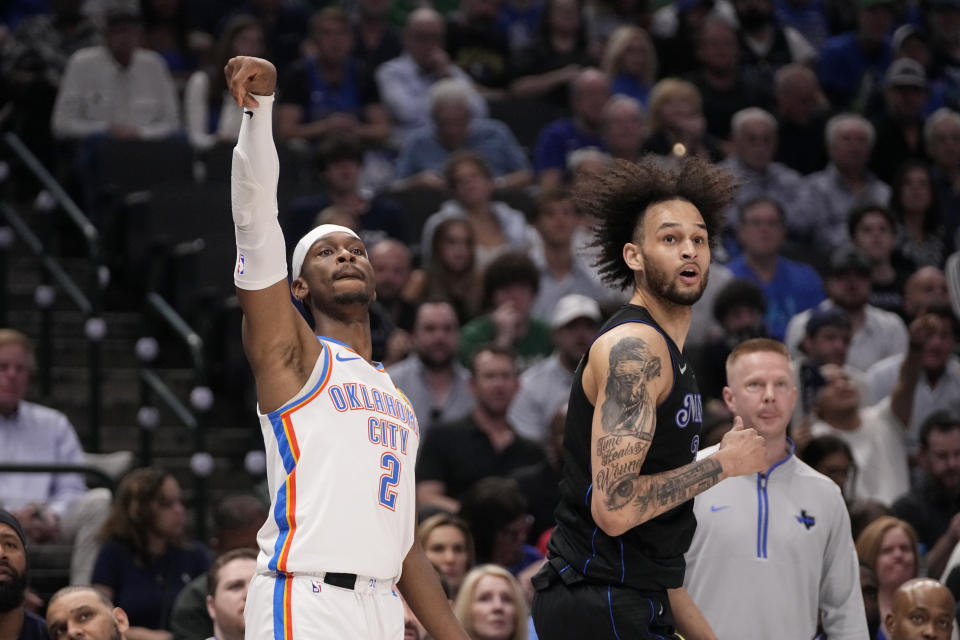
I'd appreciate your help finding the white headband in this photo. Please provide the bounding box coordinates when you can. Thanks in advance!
[291,224,361,280]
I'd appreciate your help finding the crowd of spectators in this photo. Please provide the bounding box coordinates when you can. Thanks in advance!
[3,0,960,637]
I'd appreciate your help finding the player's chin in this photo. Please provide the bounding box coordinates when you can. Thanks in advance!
[332,290,372,306]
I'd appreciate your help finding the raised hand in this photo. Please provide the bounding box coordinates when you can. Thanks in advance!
[908,312,944,353]
[717,416,767,477]
[224,56,277,108]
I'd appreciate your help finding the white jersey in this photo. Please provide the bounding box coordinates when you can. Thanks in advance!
[255,336,420,579]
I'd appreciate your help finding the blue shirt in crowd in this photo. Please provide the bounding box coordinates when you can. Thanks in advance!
[533,118,605,173]
[728,255,826,340]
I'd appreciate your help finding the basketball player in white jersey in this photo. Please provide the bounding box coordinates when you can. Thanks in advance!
[224,56,469,640]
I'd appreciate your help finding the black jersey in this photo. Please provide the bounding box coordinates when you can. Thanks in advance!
[548,304,704,591]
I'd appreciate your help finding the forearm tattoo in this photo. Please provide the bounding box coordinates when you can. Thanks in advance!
[594,337,723,519]
[598,458,724,513]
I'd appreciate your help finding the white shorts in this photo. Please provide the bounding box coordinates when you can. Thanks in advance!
[244,572,403,639]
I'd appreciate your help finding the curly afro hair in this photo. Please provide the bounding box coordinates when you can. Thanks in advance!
[580,156,737,291]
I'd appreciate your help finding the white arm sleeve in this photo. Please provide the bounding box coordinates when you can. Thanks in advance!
[231,93,288,290]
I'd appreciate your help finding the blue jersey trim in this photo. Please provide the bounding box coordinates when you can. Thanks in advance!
[608,587,623,640]
[583,527,599,574]
[272,575,286,640]
[265,342,332,421]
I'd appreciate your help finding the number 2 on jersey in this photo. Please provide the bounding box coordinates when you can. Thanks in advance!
[378,452,401,511]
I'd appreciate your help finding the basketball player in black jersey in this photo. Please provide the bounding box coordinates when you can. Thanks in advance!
[531,157,768,640]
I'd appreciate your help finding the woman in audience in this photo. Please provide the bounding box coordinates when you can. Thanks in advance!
[855,516,920,635]
[459,478,543,576]
[510,0,594,108]
[641,78,723,162]
[92,468,210,640]
[890,160,946,268]
[407,217,483,324]
[419,513,477,598]
[799,434,857,502]
[419,153,533,272]
[454,565,529,640]
[183,15,265,151]
[600,25,657,106]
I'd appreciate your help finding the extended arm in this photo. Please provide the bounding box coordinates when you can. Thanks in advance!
[225,56,319,412]
[890,313,941,428]
[397,543,470,640]
[588,329,765,537]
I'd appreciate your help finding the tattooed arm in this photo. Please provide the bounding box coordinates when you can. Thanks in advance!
[585,325,765,537]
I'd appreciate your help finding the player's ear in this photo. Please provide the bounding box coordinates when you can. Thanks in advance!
[113,607,130,633]
[622,242,643,272]
[291,277,308,303]
[721,386,735,413]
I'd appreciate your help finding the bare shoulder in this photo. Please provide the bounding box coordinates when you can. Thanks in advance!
[584,322,673,406]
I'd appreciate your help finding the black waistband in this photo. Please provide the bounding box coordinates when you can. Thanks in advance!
[323,572,358,590]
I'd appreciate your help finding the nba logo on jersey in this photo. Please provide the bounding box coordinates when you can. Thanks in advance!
[311,581,321,593]
[237,253,245,275]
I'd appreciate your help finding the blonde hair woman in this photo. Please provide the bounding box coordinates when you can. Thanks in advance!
[601,25,657,106]
[643,78,722,161]
[454,565,529,640]
[855,516,920,629]
[418,513,477,597]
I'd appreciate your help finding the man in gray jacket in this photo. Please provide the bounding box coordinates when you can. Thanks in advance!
[684,338,867,639]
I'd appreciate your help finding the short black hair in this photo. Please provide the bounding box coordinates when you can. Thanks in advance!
[458,477,528,564]
[712,278,767,323]
[584,157,736,290]
[919,410,960,450]
[799,434,853,469]
[532,187,573,222]
[316,135,364,170]
[480,251,540,310]
[847,203,896,238]
[444,151,492,188]
[739,196,785,225]
[49,586,114,610]
[468,343,517,375]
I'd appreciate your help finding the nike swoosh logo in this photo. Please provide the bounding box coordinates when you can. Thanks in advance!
[710,505,728,512]
[244,110,254,118]
[335,353,361,362]
[679,363,688,374]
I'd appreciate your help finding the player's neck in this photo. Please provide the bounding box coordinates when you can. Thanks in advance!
[473,408,515,447]
[629,288,692,350]
[0,606,25,640]
[314,316,373,362]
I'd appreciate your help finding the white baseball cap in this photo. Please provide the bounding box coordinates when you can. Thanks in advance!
[551,294,602,329]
